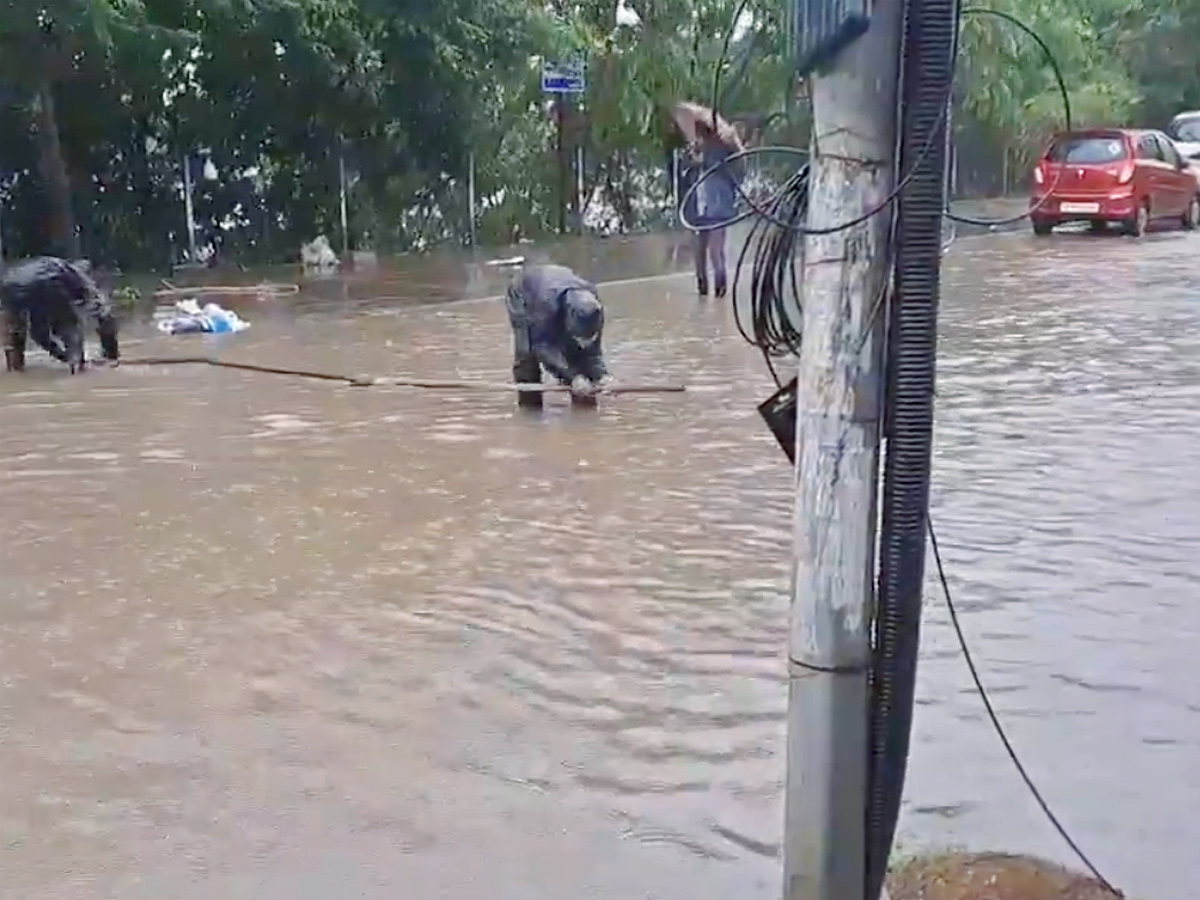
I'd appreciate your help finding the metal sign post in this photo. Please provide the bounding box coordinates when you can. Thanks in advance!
[575,145,585,233]
[338,140,351,259]
[541,59,586,235]
[540,58,585,94]
[182,155,198,264]
[467,151,478,247]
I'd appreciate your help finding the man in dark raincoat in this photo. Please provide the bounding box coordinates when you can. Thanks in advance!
[504,263,613,410]
[2,256,121,373]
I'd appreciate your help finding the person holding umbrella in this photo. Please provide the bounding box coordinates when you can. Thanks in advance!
[674,103,743,298]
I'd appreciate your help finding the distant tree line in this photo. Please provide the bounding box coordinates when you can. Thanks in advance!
[1,0,1196,270]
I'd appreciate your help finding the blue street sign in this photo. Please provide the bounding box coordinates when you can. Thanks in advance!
[541,59,585,94]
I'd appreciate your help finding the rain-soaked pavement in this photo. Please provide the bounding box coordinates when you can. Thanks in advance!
[1,227,1198,900]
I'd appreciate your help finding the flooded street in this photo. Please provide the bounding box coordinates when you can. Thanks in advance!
[2,229,1198,900]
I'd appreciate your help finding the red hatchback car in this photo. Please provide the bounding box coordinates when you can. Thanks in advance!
[1029,128,1200,236]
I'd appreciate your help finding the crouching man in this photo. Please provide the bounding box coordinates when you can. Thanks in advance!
[2,256,121,373]
[504,263,613,410]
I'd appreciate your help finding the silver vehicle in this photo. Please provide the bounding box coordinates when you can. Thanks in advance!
[1168,111,1200,160]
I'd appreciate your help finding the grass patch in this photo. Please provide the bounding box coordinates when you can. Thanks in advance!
[887,851,1129,900]
[110,285,144,311]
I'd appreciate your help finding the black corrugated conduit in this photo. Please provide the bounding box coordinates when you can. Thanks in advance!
[864,0,960,895]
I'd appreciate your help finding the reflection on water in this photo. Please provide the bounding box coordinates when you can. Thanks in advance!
[1,229,1198,900]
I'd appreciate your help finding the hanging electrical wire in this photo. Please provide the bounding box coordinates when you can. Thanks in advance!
[928,517,1124,896]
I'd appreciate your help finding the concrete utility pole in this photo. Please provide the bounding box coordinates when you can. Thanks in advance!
[783,1,904,898]
[555,94,568,235]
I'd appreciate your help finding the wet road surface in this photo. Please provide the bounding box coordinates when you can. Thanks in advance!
[1,227,1198,899]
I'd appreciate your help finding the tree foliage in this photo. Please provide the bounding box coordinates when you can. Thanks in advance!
[953,0,1199,193]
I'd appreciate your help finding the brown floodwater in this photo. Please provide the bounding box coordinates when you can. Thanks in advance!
[1,228,1197,900]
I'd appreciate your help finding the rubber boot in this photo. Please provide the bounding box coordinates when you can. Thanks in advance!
[60,323,85,374]
[694,232,710,296]
[3,311,26,372]
[570,390,598,410]
[513,357,543,411]
[3,345,23,372]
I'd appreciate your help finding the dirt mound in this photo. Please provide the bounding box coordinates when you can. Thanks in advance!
[887,852,1127,900]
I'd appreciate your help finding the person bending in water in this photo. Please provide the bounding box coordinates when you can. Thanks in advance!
[2,256,121,373]
[504,262,613,410]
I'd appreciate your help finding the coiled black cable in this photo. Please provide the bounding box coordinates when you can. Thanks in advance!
[729,159,810,385]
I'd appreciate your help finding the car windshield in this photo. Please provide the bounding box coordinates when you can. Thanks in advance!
[1170,117,1200,142]
[1047,135,1127,164]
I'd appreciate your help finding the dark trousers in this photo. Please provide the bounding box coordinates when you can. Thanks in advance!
[512,346,545,410]
[506,282,545,410]
[511,345,598,409]
[694,227,728,296]
[2,303,84,372]
[2,305,23,371]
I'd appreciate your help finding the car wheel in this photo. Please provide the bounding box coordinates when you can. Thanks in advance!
[1183,196,1200,231]
[1032,219,1054,236]
[1125,201,1149,237]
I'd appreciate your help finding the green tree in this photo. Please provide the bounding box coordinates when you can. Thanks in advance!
[0,0,165,257]
[1094,0,1200,125]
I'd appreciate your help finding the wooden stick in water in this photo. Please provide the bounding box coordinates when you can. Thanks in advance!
[359,376,686,393]
[122,356,366,384]
[121,355,216,366]
[152,283,300,297]
[209,359,366,384]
